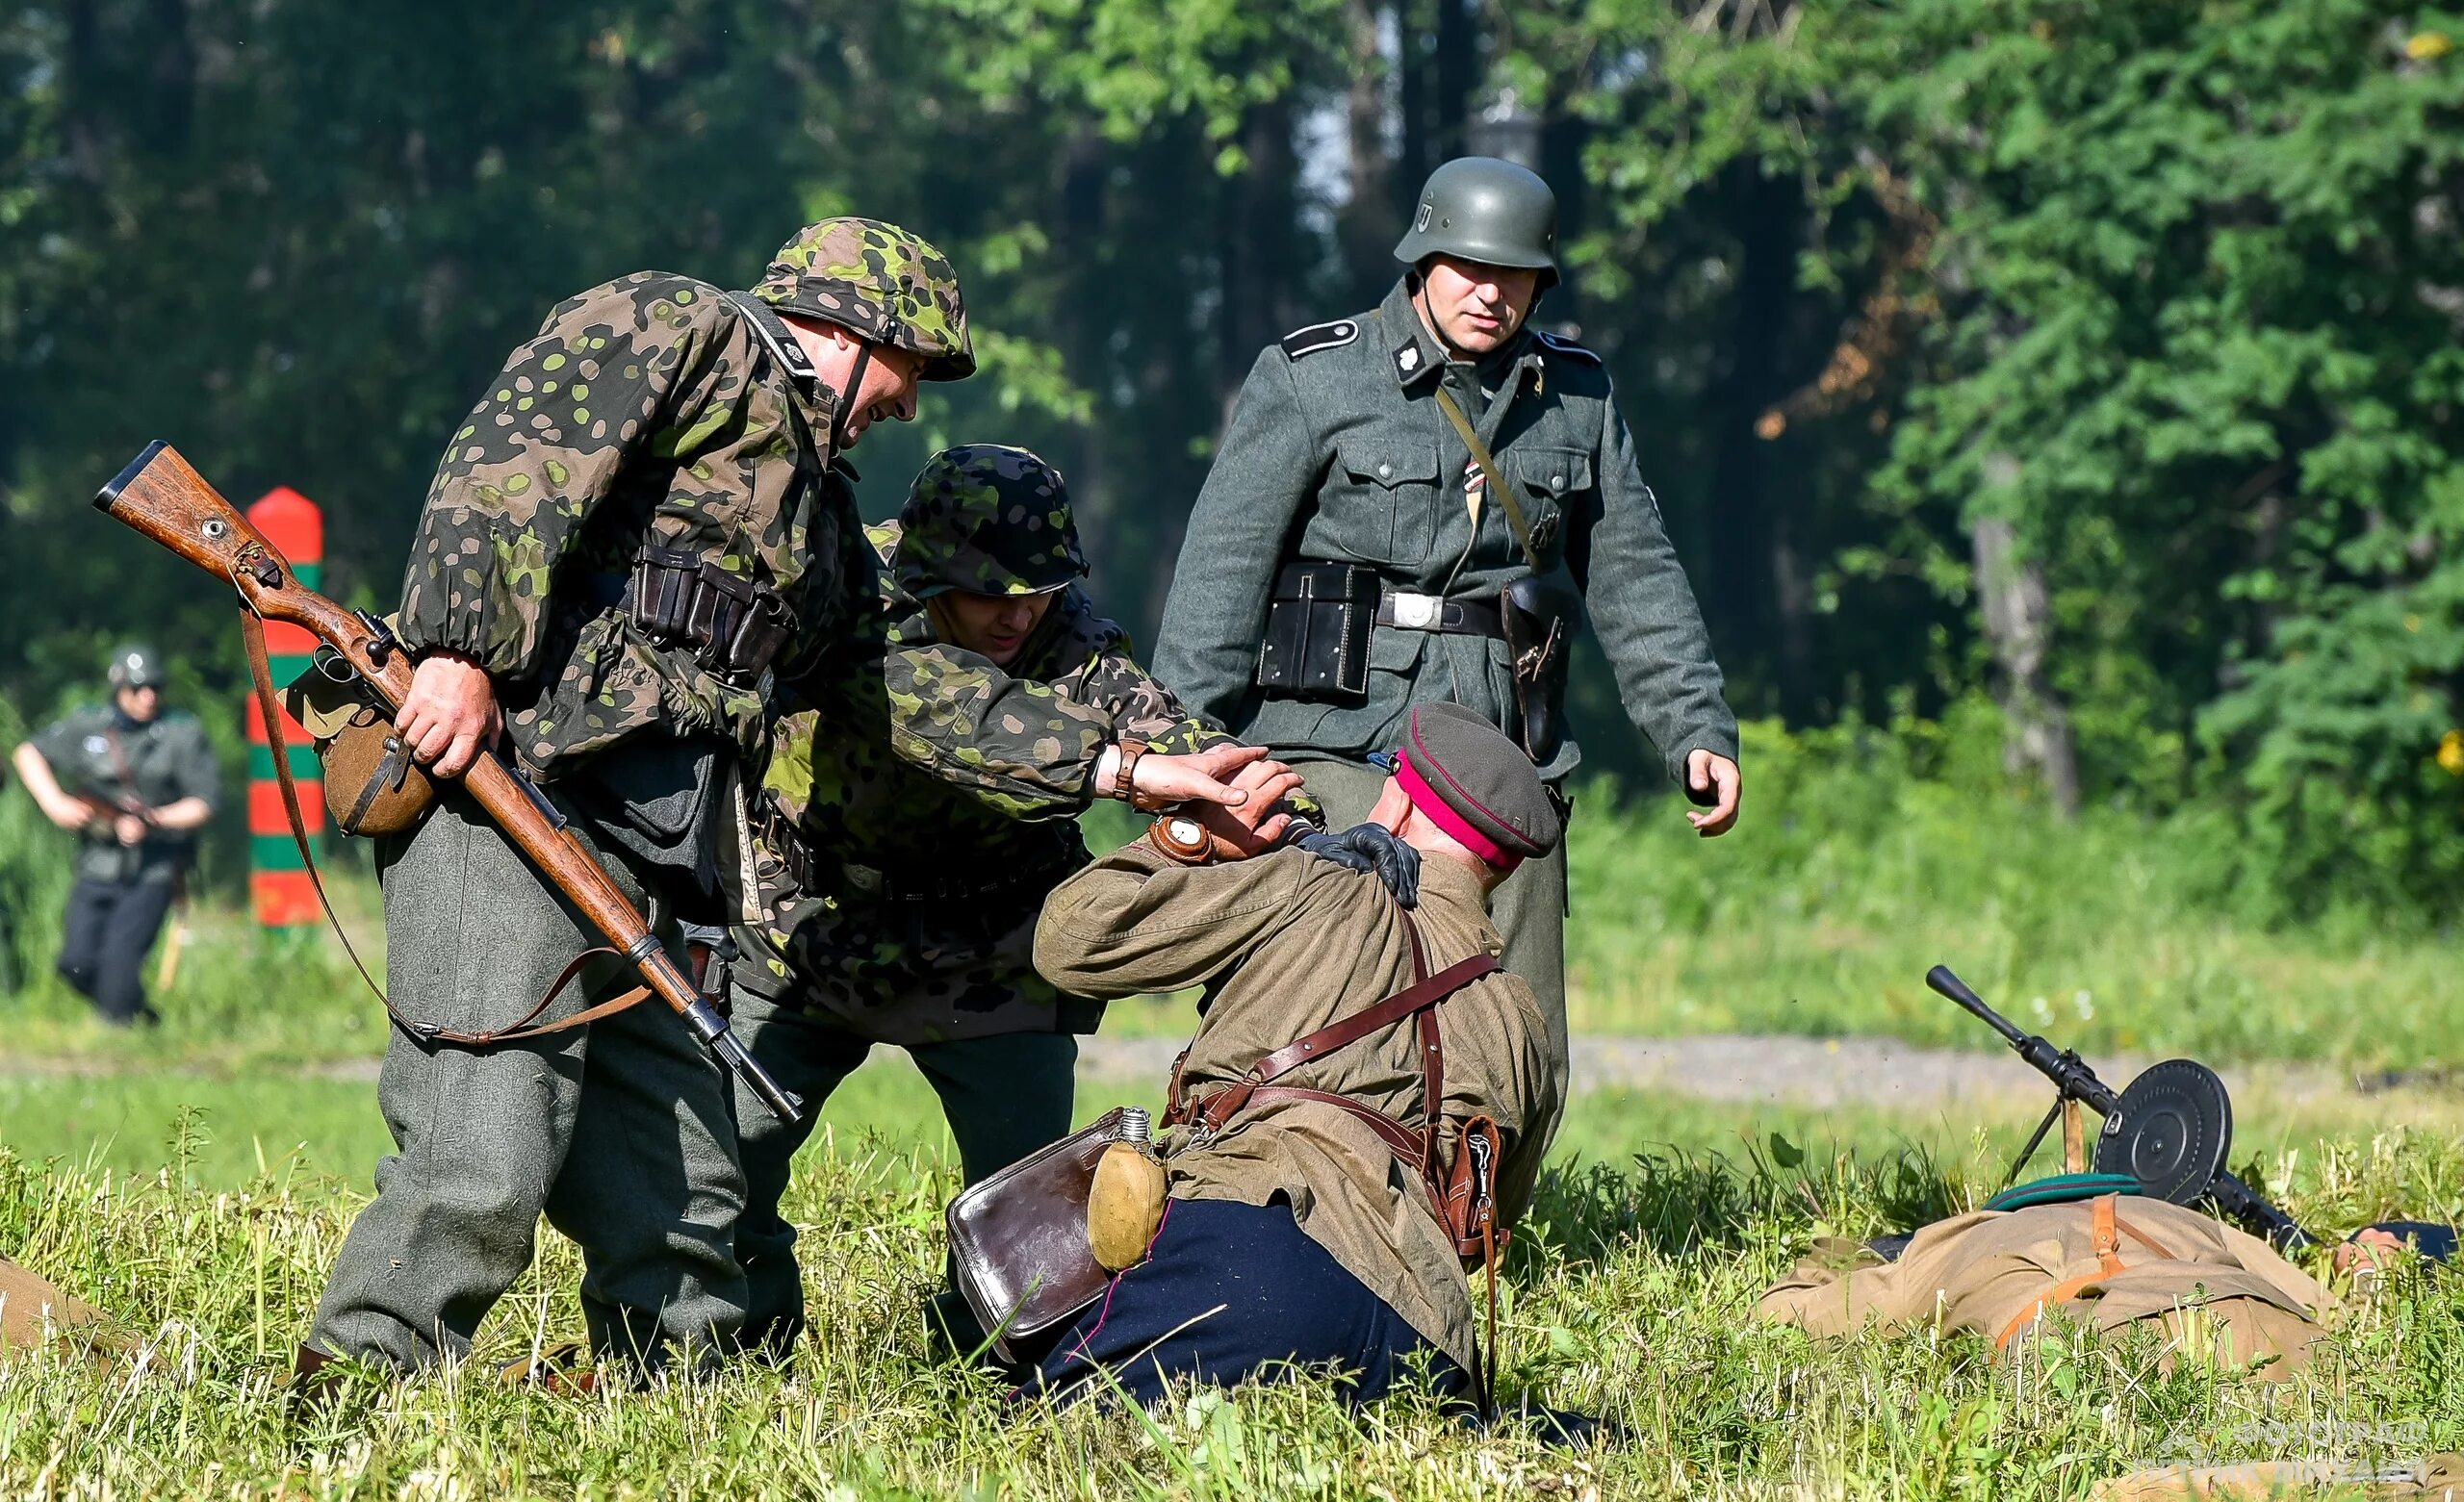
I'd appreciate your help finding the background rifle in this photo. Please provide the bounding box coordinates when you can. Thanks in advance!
[93,441,800,1125]
[1928,964,2315,1253]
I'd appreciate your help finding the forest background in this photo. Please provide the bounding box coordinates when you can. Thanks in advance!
[3,0,2462,929]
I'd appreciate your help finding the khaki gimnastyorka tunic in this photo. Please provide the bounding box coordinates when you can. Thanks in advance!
[1035,840,1564,1373]
[1757,1197,2333,1377]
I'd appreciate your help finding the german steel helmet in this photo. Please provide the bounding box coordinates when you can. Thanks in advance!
[895,445,1088,599]
[752,216,976,381]
[106,644,164,690]
[1392,157,1559,291]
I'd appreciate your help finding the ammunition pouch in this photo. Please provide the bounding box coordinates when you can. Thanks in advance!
[629,547,795,684]
[1499,572,1580,766]
[1255,560,1379,702]
[285,650,439,839]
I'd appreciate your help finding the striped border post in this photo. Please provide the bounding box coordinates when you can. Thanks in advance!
[244,487,324,927]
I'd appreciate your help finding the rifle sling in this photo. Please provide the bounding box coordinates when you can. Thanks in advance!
[239,598,652,1049]
[1432,384,1544,574]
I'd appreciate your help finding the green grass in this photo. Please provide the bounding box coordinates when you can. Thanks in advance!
[9,725,2462,1069]
[1559,718,2464,1067]
[0,1075,2455,1498]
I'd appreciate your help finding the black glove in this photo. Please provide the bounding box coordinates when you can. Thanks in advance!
[1295,823,1422,909]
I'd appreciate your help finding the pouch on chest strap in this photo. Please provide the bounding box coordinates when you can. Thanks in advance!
[629,547,794,682]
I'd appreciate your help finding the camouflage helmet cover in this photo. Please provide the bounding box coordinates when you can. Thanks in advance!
[107,643,164,690]
[896,445,1087,599]
[1393,156,1559,291]
[752,216,976,381]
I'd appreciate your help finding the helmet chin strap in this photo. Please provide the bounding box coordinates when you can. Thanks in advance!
[833,342,875,452]
[1411,273,1488,367]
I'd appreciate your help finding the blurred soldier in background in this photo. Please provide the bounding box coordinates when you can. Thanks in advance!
[9,645,219,1025]
[730,443,1283,1354]
[1156,157,1742,1062]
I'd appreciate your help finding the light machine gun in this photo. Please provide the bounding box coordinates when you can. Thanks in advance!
[1927,964,2313,1253]
[94,441,801,1125]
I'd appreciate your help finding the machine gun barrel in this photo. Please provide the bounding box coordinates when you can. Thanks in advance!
[1926,965,2118,1113]
[1928,964,2315,1254]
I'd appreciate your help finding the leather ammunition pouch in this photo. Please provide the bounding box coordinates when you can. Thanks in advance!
[285,650,438,838]
[1499,572,1581,767]
[628,547,795,685]
[1255,560,1378,702]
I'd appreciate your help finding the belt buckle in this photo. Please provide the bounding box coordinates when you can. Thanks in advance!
[843,864,885,897]
[1392,592,1440,631]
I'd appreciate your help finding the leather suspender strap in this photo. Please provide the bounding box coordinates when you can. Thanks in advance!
[1195,950,1499,1134]
[1994,1194,2150,1350]
[1433,384,1543,573]
[239,601,653,1050]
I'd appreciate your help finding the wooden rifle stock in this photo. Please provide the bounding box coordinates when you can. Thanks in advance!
[93,441,801,1124]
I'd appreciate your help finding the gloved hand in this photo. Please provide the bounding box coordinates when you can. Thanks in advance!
[1295,823,1421,909]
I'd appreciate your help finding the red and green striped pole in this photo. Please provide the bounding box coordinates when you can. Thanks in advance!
[244,486,324,927]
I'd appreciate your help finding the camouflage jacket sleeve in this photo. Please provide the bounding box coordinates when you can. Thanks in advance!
[397,278,728,680]
[883,596,1225,820]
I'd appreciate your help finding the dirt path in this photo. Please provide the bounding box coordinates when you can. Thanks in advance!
[4,1034,2445,1123]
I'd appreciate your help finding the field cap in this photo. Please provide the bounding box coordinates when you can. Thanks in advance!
[1385,701,1560,873]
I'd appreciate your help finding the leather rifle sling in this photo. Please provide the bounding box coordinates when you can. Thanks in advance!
[239,601,654,1047]
[1432,385,1544,573]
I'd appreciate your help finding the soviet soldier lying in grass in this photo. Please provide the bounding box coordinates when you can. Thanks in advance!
[728,444,1292,1355]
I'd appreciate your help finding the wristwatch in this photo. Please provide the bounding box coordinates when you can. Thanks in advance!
[1111,739,1149,804]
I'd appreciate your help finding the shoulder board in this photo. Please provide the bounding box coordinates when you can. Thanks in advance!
[1279,318,1363,361]
[1534,329,1602,367]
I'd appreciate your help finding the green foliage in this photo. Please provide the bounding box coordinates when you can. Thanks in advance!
[1565,709,2464,1064]
[6,0,2463,923]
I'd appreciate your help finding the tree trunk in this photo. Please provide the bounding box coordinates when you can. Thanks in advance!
[1971,512,2083,817]
[1340,0,1397,307]
[1432,0,1473,161]
[1397,0,1429,207]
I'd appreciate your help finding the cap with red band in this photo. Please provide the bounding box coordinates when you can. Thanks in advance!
[1390,702,1561,872]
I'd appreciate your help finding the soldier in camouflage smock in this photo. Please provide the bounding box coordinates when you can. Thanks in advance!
[305,219,974,1381]
[725,445,1239,1354]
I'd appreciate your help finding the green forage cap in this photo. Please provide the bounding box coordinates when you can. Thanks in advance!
[896,445,1087,599]
[752,216,976,381]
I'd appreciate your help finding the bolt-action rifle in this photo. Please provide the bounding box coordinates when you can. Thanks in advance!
[1928,964,2313,1253]
[93,441,801,1125]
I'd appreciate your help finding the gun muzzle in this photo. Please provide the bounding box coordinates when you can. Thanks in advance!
[677,997,802,1125]
[1928,964,2030,1049]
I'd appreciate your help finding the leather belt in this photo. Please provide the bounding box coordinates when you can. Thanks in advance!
[1375,591,1502,638]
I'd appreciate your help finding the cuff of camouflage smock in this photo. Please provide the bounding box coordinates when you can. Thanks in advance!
[394,593,532,679]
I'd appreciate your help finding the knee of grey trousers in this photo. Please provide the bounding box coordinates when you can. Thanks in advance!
[1290,755,1568,1061]
[307,792,748,1374]
[726,982,873,1355]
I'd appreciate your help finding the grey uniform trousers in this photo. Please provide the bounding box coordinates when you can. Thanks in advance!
[308,791,749,1373]
[726,981,1078,1355]
[1297,756,1569,1060]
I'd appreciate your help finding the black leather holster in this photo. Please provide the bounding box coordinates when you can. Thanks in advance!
[1499,573,1581,765]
